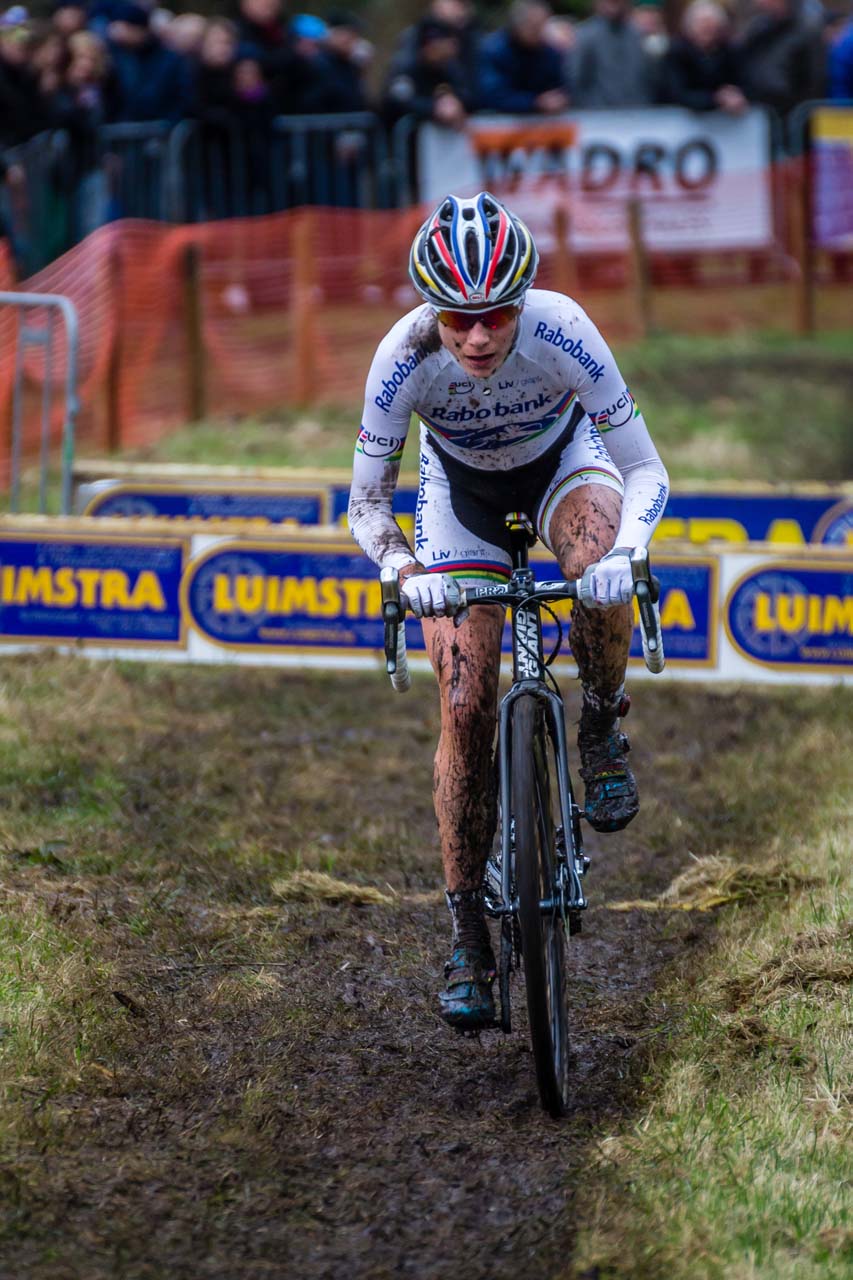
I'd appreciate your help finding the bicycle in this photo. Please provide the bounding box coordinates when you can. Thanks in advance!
[379,513,665,1117]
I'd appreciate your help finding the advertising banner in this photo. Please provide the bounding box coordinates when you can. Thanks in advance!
[812,106,853,250]
[73,464,853,550]
[725,560,853,673]
[78,478,328,526]
[179,538,717,670]
[0,518,850,684]
[0,531,187,647]
[329,483,853,549]
[417,108,773,252]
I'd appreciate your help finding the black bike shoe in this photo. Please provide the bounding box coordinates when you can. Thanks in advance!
[578,697,639,833]
[438,941,497,1029]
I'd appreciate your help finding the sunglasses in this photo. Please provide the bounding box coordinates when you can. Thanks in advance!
[435,305,520,332]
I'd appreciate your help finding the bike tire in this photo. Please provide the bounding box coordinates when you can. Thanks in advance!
[511,694,571,1117]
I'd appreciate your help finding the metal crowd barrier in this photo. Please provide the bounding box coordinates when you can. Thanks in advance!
[0,291,80,515]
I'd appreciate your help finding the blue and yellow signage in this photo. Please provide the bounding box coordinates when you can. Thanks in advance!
[180,540,716,667]
[330,483,853,548]
[0,533,187,646]
[182,541,394,653]
[725,561,853,671]
[82,482,327,526]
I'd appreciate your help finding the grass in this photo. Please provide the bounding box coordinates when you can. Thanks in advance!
[113,330,853,486]
[568,692,853,1280]
[0,659,848,1275]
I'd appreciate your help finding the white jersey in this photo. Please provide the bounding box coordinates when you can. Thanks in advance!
[349,289,669,570]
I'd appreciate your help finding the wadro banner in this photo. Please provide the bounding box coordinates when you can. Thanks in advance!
[417,108,774,253]
[0,517,851,686]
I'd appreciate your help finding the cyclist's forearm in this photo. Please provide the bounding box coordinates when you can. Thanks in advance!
[348,473,418,572]
[614,457,670,548]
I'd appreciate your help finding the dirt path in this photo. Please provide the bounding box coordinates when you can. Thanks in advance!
[0,670,737,1280]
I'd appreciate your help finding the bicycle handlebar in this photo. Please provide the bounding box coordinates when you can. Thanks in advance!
[380,549,665,692]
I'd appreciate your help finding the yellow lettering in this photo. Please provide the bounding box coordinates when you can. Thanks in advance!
[234,574,265,613]
[822,596,853,635]
[14,566,54,606]
[651,517,686,542]
[100,570,131,609]
[130,570,166,611]
[766,519,806,546]
[76,569,101,607]
[317,577,342,617]
[53,567,76,606]
[365,580,382,615]
[689,518,748,544]
[213,574,233,612]
[265,577,281,613]
[1,566,15,602]
[754,593,776,632]
[341,579,365,616]
[777,594,806,633]
[280,577,319,614]
[660,589,695,630]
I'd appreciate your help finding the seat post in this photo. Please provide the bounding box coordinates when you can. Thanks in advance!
[505,511,536,571]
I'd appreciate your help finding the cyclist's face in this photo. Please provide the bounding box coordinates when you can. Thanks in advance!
[437,312,518,377]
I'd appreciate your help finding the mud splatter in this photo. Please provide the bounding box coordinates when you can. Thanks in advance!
[424,611,503,892]
[406,311,440,356]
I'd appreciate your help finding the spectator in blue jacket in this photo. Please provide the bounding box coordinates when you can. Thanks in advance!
[478,0,570,115]
[106,2,193,122]
[828,15,853,98]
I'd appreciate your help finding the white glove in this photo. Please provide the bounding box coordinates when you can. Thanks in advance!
[579,548,636,608]
[401,572,466,621]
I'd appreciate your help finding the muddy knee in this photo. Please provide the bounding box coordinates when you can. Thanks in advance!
[549,485,622,580]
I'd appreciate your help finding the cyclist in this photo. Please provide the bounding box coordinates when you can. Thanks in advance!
[349,192,669,1029]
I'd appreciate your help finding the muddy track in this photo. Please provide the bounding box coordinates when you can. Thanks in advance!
[0,677,736,1280]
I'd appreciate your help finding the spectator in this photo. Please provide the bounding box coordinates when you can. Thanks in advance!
[478,0,570,114]
[394,0,481,82]
[287,12,336,112]
[51,1,87,39]
[0,16,49,144]
[571,0,655,107]
[160,12,208,58]
[48,31,119,235]
[543,13,577,90]
[30,22,69,98]
[106,1,193,122]
[633,0,669,59]
[660,0,747,113]
[193,16,238,120]
[827,13,853,98]
[320,10,372,113]
[736,0,825,117]
[382,16,473,128]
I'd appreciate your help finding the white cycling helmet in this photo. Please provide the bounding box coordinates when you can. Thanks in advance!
[409,191,539,311]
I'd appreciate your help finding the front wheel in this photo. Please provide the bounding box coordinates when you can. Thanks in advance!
[511,694,571,1117]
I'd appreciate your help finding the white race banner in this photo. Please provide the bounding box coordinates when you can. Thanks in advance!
[418,108,774,253]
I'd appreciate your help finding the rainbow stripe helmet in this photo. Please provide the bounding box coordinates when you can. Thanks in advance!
[409,191,539,311]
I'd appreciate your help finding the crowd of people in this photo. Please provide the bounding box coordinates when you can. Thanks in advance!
[0,0,850,153]
[0,0,850,265]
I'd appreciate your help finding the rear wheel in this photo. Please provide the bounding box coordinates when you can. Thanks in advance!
[511,695,571,1117]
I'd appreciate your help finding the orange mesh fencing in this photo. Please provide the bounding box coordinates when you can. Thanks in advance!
[0,158,850,487]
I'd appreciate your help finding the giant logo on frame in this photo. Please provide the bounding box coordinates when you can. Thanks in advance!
[725,562,853,670]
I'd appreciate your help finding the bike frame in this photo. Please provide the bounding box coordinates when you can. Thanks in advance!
[476,537,588,929]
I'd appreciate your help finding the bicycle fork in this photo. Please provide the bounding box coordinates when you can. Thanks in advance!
[483,682,589,924]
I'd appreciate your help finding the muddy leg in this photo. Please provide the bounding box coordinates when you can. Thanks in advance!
[548,484,632,695]
[422,606,505,893]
